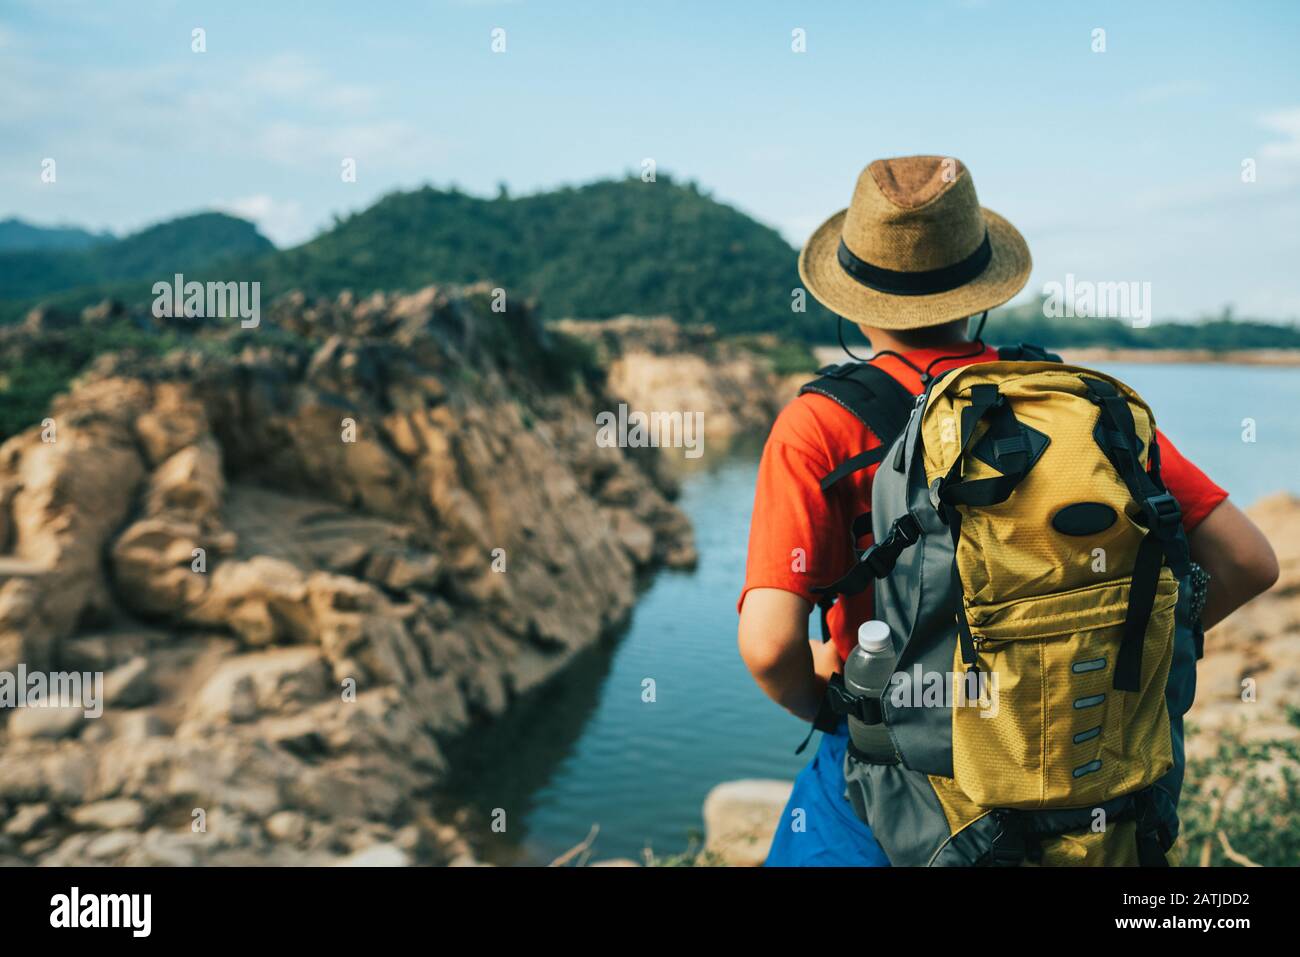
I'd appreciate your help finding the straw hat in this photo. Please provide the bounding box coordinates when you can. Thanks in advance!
[798,156,1031,330]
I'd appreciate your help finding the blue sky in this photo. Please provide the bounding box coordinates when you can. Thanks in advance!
[3,0,1300,319]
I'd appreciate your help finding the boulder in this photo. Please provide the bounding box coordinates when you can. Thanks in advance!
[188,646,328,724]
[702,779,793,867]
[3,802,53,838]
[71,798,148,830]
[8,705,85,740]
[103,656,154,708]
[265,810,309,843]
[84,830,139,861]
[335,843,410,867]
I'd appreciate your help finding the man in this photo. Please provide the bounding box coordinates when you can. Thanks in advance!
[737,156,1279,866]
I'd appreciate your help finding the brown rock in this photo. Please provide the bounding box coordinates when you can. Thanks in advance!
[71,798,148,830]
[702,779,793,867]
[188,647,328,725]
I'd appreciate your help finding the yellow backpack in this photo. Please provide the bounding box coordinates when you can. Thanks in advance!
[807,354,1197,866]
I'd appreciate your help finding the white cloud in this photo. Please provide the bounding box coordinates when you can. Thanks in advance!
[1259,108,1300,162]
[0,49,448,172]
[212,194,305,247]
[242,53,378,112]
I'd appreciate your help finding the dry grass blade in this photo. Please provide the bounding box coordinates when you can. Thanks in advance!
[1216,830,1261,867]
[549,824,600,867]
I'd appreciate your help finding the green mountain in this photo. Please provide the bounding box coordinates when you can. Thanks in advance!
[0,218,113,252]
[0,212,274,302]
[252,175,828,337]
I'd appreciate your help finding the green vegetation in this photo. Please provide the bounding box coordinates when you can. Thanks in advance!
[0,212,273,303]
[0,217,112,253]
[248,175,828,338]
[0,320,311,439]
[728,333,822,376]
[0,321,186,437]
[1179,723,1300,867]
[461,290,602,392]
[643,831,727,867]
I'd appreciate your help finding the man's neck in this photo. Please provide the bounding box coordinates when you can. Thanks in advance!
[862,330,975,355]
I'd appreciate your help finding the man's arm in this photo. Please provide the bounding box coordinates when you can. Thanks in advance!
[738,587,841,722]
[1187,498,1279,630]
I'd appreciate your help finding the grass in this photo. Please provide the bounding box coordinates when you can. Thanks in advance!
[1178,722,1300,867]
[643,831,727,867]
[726,332,820,377]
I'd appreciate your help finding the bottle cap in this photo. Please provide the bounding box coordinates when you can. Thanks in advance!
[857,620,892,654]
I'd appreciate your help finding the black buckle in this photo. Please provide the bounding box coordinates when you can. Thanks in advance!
[861,547,894,578]
[1141,492,1182,536]
[825,673,882,724]
[891,512,922,546]
[985,810,1031,867]
[861,512,921,576]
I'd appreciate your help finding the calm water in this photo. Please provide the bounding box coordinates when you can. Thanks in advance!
[440,363,1300,863]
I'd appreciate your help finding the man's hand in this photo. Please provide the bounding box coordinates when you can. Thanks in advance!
[810,636,842,683]
[738,587,835,722]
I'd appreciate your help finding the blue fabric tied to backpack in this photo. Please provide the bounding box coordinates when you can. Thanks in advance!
[764,719,891,867]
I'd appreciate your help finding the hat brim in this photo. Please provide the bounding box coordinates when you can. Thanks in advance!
[798,206,1032,330]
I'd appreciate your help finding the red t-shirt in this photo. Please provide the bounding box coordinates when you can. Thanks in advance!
[738,346,1229,664]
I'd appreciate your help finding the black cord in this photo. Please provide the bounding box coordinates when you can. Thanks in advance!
[921,311,989,383]
[837,310,990,385]
[835,314,873,363]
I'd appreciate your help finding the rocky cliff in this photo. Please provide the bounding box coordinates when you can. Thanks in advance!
[554,317,794,446]
[0,288,801,865]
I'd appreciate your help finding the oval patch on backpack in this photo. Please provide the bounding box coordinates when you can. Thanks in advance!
[1051,502,1117,536]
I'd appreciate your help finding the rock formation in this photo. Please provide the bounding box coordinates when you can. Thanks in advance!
[0,287,803,865]
[554,317,793,448]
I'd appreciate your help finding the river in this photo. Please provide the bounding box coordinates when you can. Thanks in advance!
[439,362,1300,864]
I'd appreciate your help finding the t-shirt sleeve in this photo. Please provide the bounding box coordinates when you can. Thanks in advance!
[1153,429,1228,532]
[737,403,857,611]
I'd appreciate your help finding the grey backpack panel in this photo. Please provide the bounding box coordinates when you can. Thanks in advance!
[871,395,960,777]
[842,759,956,866]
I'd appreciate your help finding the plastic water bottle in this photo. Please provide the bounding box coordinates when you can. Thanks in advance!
[844,620,897,761]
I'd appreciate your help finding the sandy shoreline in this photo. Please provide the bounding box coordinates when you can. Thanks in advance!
[813,346,1300,367]
[1058,347,1300,366]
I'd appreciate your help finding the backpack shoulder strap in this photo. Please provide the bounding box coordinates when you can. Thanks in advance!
[996,342,1062,363]
[798,362,915,491]
[794,361,917,678]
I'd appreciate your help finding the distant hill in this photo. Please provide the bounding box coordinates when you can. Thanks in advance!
[0,218,113,253]
[250,175,829,338]
[2,179,1298,352]
[987,298,1300,351]
[0,212,274,302]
